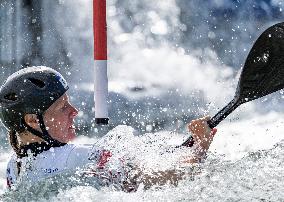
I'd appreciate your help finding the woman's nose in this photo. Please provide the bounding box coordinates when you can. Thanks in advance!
[70,104,78,118]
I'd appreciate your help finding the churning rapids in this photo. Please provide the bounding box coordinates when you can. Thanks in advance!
[1,119,284,201]
[1,0,284,201]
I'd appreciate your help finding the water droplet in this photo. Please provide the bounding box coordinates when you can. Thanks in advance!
[146,125,153,132]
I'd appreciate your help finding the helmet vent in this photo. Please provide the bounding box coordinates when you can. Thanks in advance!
[4,93,18,101]
[28,78,45,88]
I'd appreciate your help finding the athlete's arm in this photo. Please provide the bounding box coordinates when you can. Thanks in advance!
[123,117,217,190]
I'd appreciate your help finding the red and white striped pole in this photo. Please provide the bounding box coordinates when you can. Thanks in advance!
[93,0,109,124]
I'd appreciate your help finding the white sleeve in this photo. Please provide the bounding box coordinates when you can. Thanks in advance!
[6,155,18,189]
[65,144,105,170]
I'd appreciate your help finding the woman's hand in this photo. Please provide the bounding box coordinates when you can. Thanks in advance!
[188,116,217,152]
[182,116,217,164]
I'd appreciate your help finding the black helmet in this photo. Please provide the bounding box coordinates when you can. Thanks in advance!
[0,66,69,145]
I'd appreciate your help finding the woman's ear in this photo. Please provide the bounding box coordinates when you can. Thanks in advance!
[24,114,40,129]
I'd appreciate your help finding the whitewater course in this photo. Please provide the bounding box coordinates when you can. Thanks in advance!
[0,0,284,201]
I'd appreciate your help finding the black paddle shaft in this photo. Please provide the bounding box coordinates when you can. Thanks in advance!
[181,22,284,147]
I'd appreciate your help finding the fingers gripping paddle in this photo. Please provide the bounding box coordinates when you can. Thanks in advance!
[182,22,284,147]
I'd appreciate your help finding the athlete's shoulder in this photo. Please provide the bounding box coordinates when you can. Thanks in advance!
[35,144,92,158]
[32,144,91,166]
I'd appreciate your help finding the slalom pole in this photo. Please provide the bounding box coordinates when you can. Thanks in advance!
[93,0,109,124]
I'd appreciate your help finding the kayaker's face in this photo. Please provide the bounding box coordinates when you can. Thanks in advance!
[43,93,78,143]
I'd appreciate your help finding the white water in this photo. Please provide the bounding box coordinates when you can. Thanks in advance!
[1,0,284,201]
[1,121,284,201]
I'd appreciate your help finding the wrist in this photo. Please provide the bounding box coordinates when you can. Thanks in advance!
[191,144,207,162]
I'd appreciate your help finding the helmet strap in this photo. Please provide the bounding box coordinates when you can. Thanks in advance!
[23,114,66,147]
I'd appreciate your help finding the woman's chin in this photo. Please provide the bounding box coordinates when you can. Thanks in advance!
[50,128,77,143]
[67,131,77,141]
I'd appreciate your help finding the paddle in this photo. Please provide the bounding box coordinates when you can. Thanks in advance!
[182,22,284,147]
